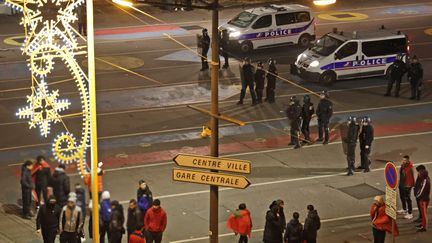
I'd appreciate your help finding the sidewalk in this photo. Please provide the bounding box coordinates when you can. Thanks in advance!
[0,203,38,243]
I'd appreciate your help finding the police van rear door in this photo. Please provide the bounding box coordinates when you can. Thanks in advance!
[249,14,275,48]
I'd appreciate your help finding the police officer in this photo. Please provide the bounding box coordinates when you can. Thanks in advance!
[408,55,423,100]
[220,29,229,69]
[238,58,257,105]
[265,58,277,103]
[200,28,210,71]
[384,54,407,97]
[286,96,302,149]
[301,95,314,144]
[316,90,333,144]
[359,116,374,172]
[346,116,359,176]
[254,61,266,103]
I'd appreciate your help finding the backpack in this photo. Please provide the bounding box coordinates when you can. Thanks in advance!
[101,200,112,222]
[138,194,150,212]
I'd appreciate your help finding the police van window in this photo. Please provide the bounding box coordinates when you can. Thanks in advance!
[276,13,296,26]
[228,11,259,28]
[336,42,358,59]
[252,15,272,29]
[311,35,345,56]
[362,38,407,57]
[295,12,311,23]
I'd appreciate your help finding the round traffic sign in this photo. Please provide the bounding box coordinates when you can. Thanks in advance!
[384,162,399,189]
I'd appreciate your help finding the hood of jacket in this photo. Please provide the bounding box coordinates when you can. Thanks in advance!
[419,169,429,179]
[308,210,319,219]
[288,218,299,226]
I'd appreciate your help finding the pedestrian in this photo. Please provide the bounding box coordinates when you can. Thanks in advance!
[370,196,399,243]
[286,96,302,149]
[283,212,303,243]
[397,155,415,219]
[75,183,86,242]
[21,160,34,219]
[301,95,314,144]
[303,205,320,243]
[238,57,257,105]
[358,116,374,172]
[100,191,112,243]
[144,199,167,243]
[36,195,61,243]
[127,199,143,242]
[384,54,407,97]
[263,202,284,243]
[345,116,359,176]
[33,155,52,207]
[50,164,70,207]
[265,58,278,103]
[276,200,286,231]
[254,61,266,103]
[414,165,425,224]
[200,28,210,71]
[88,200,93,239]
[408,55,423,100]
[316,91,333,144]
[227,203,253,243]
[84,162,104,200]
[415,165,430,232]
[128,225,146,243]
[59,193,84,243]
[174,0,185,11]
[220,29,229,69]
[109,200,125,243]
[137,180,153,218]
[77,4,86,36]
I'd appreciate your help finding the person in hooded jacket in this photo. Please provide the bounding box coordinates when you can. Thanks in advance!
[50,164,70,207]
[370,196,399,243]
[109,200,125,243]
[227,203,253,243]
[21,160,34,219]
[397,155,415,219]
[263,202,284,243]
[137,180,153,219]
[303,205,321,243]
[127,199,143,241]
[144,199,167,243]
[100,191,112,243]
[415,165,430,232]
[284,212,303,243]
[33,155,52,206]
[37,195,61,243]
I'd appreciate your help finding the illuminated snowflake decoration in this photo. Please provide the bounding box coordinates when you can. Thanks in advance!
[16,80,70,137]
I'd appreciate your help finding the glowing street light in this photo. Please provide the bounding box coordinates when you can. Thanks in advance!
[112,0,133,7]
[314,0,336,6]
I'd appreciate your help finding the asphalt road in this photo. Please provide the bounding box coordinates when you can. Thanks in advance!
[0,0,432,242]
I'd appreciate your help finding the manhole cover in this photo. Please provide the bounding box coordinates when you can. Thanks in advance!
[332,13,355,18]
[181,25,203,30]
[338,183,384,200]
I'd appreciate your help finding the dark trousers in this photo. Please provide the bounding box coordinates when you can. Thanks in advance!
[386,77,402,96]
[60,231,78,243]
[201,49,209,70]
[36,185,48,206]
[305,239,317,243]
[410,79,422,100]
[301,118,311,141]
[100,221,110,243]
[22,188,32,216]
[372,227,386,243]
[360,146,371,169]
[146,231,163,243]
[221,49,229,67]
[265,80,276,102]
[78,22,87,36]
[318,119,330,142]
[347,143,356,174]
[290,121,301,146]
[109,230,123,243]
[238,234,248,243]
[255,88,263,102]
[399,187,413,214]
[42,228,57,243]
[239,81,257,103]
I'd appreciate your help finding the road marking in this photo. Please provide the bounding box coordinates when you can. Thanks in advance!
[425,28,432,36]
[3,35,25,46]
[317,13,432,26]
[318,12,369,21]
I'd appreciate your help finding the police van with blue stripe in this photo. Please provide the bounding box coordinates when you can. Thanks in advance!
[292,29,409,84]
[219,4,315,53]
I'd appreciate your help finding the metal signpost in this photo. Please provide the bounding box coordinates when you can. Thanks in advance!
[384,162,399,243]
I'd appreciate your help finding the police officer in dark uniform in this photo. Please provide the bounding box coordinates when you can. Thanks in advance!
[316,90,333,144]
[220,29,229,69]
[384,54,407,97]
[238,58,257,105]
[200,28,210,71]
[265,58,277,103]
[301,95,314,144]
[346,116,359,176]
[286,96,302,149]
[359,116,374,172]
[408,55,423,100]
[254,61,266,103]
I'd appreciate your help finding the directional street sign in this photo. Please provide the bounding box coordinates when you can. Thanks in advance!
[385,186,397,220]
[173,153,251,174]
[384,162,399,190]
[172,168,251,189]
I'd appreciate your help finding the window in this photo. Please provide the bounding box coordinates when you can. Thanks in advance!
[252,15,272,29]
[336,42,358,59]
[228,11,258,28]
[276,13,296,26]
[362,38,407,57]
[296,12,311,23]
[311,35,345,56]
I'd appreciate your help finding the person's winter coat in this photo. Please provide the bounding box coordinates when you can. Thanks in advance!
[415,169,431,201]
[283,219,303,243]
[109,203,125,240]
[127,207,143,232]
[227,209,253,237]
[21,165,34,190]
[100,199,112,223]
[144,207,167,233]
[137,187,153,214]
[303,210,321,241]
[399,161,415,188]
[359,124,374,147]
[84,172,103,193]
[316,99,333,122]
[370,203,399,236]
[36,202,61,230]
[33,161,51,188]
[263,204,283,243]
[75,187,86,219]
[128,230,146,243]
[50,167,70,205]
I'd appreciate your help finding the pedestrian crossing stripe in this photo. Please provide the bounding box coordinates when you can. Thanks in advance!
[318,12,369,21]
[3,35,25,46]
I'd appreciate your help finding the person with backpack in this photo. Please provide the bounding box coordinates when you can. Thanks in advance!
[227,203,253,243]
[127,199,143,241]
[109,200,125,243]
[144,199,167,243]
[50,164,70,207]
[137,180,153,218]
[284,212,303,243]
[100,191,112,243]
[303,205,321,243]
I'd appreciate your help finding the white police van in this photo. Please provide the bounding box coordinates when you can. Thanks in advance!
[291,29,409,84]
[219,4,315,53]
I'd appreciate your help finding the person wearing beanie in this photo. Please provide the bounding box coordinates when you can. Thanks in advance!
[144,199,167,243]
[36,195,61,243]
[50,163,70,207]
[21,160,34,219]
[227,203,252,243]
[100,191,112,243]
[59,193,83,243]
[370,196,399,243]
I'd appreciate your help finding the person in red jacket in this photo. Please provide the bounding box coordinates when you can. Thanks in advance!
[397,155,415,219]
[144,199,167,243]
[415,165,430,232]
[129,226,146,243]
[370,196,399,243]
[227,203,253,243]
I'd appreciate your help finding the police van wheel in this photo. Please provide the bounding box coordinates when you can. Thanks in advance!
[240,41,253,53]
[298,34,311,48]
[320,71,336,86]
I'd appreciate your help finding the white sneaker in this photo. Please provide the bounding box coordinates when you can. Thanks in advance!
[397,209,407,215]
[404,213,413,219]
